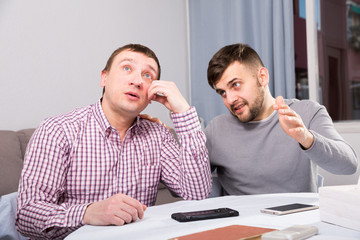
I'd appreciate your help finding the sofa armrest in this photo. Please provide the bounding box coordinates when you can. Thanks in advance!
[155,183,181,205]
[17,128,36,159]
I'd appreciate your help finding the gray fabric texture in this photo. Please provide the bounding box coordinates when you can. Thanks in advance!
[0,131,24,197]
[205,99,358,195]
[0,129,35,196]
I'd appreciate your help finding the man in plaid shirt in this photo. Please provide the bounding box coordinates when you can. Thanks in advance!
[16,44,212,239]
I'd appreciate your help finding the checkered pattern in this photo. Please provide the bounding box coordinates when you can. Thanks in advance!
[16,100,211,239]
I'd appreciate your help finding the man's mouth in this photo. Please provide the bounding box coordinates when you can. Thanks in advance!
[126,91,140,100]
[232,103,246,113]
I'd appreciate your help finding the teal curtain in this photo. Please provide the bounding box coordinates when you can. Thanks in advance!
[350,5,360,15]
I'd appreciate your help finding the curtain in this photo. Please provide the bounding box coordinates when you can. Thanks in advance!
[189,0,295,126]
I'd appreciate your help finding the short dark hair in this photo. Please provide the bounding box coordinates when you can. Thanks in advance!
[103,43,161,79]
[102,44,161,95]
[207,43,264,89]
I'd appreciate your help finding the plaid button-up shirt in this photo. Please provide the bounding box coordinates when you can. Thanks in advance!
[16,100,211,239]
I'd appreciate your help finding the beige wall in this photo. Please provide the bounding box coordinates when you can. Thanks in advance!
[0,0,190,130]
[318,121,360,186]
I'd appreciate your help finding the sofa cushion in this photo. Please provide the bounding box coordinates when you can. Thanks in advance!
[0,131,24,196]
[0,128,181,205]
[17,129,35,159]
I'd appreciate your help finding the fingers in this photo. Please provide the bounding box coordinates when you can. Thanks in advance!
[278,107,302,130]
[278,108,297,118]
[114,205,139,224]
[116,194,145,221]
[139,113,151,119]
[274,96,296,118]
[147,80,190,113]
[111,214,126,226]
[139,114,161,123]
[288,126,304,134]
[138,114,171,130]
[83,194,146,226]
[147,80,172,101]
[273,96,285,110]
[147,81,173,107]
[276,95,284,105]
[273,97,314,148]
[274,96,302,133]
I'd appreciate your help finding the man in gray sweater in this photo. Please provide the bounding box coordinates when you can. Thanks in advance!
[205,43,358,195]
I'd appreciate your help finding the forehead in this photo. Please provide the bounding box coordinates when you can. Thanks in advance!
[112,50,158,73]
[216,62,252,87]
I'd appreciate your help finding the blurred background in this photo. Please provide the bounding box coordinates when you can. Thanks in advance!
[1,0,359,130]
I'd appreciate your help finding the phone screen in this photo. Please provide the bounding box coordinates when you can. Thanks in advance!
[261,203,318,215]
[266,203,315,211]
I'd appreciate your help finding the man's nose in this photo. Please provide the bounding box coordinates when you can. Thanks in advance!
[130,72,143,88]
[226,91,238,105]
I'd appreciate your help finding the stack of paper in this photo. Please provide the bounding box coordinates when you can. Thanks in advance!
[319,184,360,231]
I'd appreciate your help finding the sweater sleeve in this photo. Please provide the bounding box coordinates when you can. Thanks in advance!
[302,103,358,174]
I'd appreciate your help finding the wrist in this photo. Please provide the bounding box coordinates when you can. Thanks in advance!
[172,103,190,114]
[300,131,314,150]
[82,203,93,225]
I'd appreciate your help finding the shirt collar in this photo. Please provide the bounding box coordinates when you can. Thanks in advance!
[93,99,145,138]
[93,99,112,136]
[130,115,147,136]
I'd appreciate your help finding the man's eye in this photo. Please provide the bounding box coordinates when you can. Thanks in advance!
[124,66,131,72]
[144,73,152,79]
[233,82,240,87]
[218,91,226,97]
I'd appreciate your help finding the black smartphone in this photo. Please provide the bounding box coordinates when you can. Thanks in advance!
[260,203,319,215]
[171,207,239,222]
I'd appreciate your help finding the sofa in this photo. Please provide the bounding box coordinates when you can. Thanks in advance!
[0,129,35,240]
[0,128,181,202]
[0,128,181,239]
[0,129,35,197]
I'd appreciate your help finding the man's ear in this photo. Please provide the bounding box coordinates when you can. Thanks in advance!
[258,67,269,87]
[100,71,107,87]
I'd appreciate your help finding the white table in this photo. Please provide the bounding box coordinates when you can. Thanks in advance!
[66,193,360,240]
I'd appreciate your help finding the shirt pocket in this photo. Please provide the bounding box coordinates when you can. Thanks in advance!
[139,165,161,189]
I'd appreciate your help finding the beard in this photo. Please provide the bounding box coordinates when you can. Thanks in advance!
[230,86,265,123]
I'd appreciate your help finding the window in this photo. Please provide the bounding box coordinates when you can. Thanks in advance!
[294,0,360,120]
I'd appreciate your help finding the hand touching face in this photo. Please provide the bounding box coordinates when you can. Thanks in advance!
[147,80,190,113]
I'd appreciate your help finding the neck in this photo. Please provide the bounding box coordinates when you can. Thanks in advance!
[101,100,136,141]
[263,97,276,118]
[257,90,276,121]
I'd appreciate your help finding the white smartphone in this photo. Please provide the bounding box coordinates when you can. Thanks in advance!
[260,203,319,215]
[261,225,318,240]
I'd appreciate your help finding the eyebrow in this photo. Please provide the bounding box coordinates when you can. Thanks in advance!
[215,78,238,93]
[227,78,238,87]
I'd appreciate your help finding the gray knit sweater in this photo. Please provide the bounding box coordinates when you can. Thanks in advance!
[205,99,358,195]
